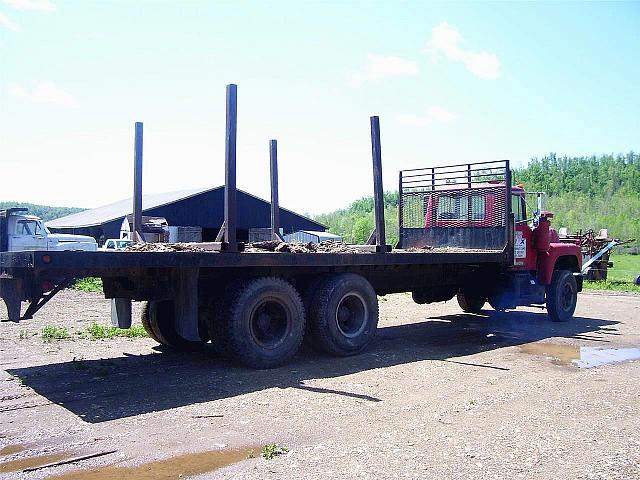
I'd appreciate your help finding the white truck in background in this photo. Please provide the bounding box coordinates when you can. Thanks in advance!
[0,208,97,252]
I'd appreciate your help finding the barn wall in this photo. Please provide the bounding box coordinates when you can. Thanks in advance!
[49,189,324,243]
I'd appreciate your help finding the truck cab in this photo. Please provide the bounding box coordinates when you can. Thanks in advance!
[0,208,97,253]
[408,168,583,322]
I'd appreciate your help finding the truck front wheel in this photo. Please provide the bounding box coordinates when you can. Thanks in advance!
[546,270,577,322]
[456,292,486,313]
[308,274,378,356]
[222,277,305,369]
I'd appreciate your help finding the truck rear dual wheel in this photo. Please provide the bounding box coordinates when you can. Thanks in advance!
[546,270,578,322]
[219,277,306,369]
[307,274,378,357]
[456,292,486,313]
[141,300,208,351]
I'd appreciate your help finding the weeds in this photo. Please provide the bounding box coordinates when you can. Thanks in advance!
[71,277,103,293]
[41,325,70,341]
[18,330,34,340]
[83,322,148,340]
[261,443,289,460]
[583,280,640,294]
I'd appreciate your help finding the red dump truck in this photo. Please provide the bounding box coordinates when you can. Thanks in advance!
[0,85,582,369]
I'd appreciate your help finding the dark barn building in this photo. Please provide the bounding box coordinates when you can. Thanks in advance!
[47,187,326,242]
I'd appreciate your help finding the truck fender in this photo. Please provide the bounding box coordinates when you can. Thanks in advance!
[537,244,582,286]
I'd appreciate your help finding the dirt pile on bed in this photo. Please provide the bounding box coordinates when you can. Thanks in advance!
[123,241,370,254]
[125,242,210,252]
[245,240,370,254]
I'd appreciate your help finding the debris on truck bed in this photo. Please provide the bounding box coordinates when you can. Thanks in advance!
[123,241,496,255]
[124,240,373,254]
[125,242,211,253]
[245,240,371,254]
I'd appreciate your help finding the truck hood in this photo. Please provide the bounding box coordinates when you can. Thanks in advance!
[48,233,97,244]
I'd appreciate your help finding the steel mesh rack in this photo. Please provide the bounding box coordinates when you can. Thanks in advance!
[398,160,512,250]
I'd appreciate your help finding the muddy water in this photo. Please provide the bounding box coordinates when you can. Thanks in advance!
[521,343,640,368]
[0,444,25,456]
[0,452,74,473]
[48,448,256,480]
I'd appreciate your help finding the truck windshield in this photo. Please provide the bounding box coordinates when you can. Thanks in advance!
[512,195,526,222]
[16,220,37,235]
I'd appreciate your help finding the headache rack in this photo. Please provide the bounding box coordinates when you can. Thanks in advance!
[398,160,512,251]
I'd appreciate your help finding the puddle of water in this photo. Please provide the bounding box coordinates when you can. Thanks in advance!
[47,448,256,480]
[521,343,640,368]
[574,347,640,368]
[520,343,580,365]
[0,452,74,473]
[0,444,25,456]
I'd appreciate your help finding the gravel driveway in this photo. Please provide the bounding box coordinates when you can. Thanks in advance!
[1,290,639,479]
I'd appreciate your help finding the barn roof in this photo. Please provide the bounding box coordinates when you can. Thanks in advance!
[47,186,325,229]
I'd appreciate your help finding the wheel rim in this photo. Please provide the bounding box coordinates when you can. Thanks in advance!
[335,293,368,338]
[250,299,290,349]
[560,282,574,310]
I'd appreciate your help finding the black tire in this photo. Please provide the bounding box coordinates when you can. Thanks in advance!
[456,292,486,313]
[634,274,640,286]
[205,280,244,358]
[145,300,207,351]
[140,302,163,343]
[222,277,305,369]
[546,270,578,322]
[308,274,378,357]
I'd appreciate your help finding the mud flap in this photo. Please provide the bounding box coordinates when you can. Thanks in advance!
[173,268,200,341]
[111,298,132,328]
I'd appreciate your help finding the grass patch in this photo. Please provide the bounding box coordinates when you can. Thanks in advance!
[71,277,103,293]
[84,322,148,340]
[261,443,289,460]
[583,254,640,293]
[41,325,70,340]
[583,280,640,293]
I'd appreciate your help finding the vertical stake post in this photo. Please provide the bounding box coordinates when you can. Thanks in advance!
[133,122,144,242]
[269,139,282,241]
[370,116,386,251]
[224,84,238,252]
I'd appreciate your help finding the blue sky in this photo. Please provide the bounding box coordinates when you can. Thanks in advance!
[1,1,638,214]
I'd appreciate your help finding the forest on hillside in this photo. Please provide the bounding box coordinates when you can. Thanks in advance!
[314,153,639,248]
[0,202,83,222]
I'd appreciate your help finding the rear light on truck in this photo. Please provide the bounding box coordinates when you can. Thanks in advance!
[41,254,52,264]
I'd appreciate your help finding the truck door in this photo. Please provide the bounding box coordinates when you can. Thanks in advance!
[512,194,535,269]
[11,219,47,251]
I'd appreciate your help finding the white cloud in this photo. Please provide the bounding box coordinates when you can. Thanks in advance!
[349,54,418,87]
[397,106,458,127]
[0,12,21,31]
[428,22,500,80]
[8,81,76,107]
[1,0,55,12]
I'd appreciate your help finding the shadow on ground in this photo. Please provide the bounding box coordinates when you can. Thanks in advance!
[7,309,618,423]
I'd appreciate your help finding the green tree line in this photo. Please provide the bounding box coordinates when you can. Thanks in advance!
[314,153,639,247]
[0,202,83,222]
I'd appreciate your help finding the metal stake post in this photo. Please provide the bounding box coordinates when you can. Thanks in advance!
[224,84,238,252]
[132,122,144,242]
[270,139,283,241]
[370,116,387,252]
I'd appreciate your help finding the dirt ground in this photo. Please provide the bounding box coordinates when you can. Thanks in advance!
[1,290,639,479]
